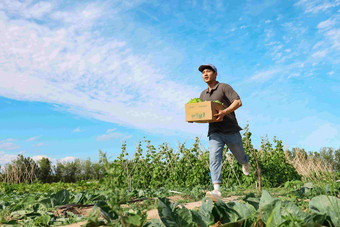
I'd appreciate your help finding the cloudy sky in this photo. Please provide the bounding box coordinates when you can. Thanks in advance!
[0,0,339,165]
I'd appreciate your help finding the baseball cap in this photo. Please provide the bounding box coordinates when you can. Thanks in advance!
[198,64,217,73]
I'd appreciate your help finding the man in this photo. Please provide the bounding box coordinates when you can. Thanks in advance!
[198,64,250,200]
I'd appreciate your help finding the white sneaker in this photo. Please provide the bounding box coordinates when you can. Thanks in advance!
[206,190,222,201]
[242,162,251,175]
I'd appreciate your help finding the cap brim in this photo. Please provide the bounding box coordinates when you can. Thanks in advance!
[198,65,211,72]
[198,65,214,72]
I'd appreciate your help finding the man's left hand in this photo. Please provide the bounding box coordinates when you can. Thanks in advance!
[214,109,227,121]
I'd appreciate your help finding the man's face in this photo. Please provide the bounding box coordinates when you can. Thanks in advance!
[202,68,217,83]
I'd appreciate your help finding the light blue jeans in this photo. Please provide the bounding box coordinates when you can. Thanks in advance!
[209,132,249,184]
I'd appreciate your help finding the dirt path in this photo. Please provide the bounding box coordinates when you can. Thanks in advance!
[61,195,241,227]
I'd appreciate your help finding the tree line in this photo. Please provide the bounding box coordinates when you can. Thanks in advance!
[0,155,104,183]
[0,126,339,186]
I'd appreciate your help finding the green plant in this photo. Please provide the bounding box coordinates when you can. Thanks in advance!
[155,190,340,227]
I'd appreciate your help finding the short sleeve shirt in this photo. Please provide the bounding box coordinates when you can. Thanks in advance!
[200,81,242,136]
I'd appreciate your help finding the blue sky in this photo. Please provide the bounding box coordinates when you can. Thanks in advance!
[0,0,339,165]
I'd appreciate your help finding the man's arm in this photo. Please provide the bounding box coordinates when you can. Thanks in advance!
[214,99,242,121]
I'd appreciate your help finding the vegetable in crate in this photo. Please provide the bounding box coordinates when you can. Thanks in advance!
[187,98,203,103]
[187,98,222,105]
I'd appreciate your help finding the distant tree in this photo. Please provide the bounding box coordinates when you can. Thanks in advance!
[335,148,340,171]
[287,147,308,160]
[38,157,52,183]
[55,162,65,182]
[63,159,82,182]
[319,147,340,172]
[93,162,104,180]
[3,155,38,183]
[82,159,93,180]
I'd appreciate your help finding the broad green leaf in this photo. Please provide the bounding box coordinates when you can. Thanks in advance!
[281,200,308,221]
[74,192,84,204]
[125,210,148,226]
[303,213,327,225]
[228,201,256,219]
[198,197,214,226]
[157,197,178,227]
[213,199,240,223]
[144,219,165,227]
[301,223,324,227]
[0,220,18,224]
[259,190,276,209]
[11,210,29,219]
[93,200,117,221]
[176,208,195,226]
[259,191,283,225]
[157,197,195,227]
[309,195,340,227]
[191,210,207,227]
[190,198,214,227]
[220,219,245,227]
[243,193,260,210]
[304,182,314,189]
[35,214,51,226]
[126,214,144,225]
[39,198,53,209]
[266,205,282,227]
[25,212,42,218]
[51,189,70,206]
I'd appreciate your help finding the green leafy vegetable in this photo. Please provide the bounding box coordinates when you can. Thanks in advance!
[187,98,223,105]
[187,98,203,103]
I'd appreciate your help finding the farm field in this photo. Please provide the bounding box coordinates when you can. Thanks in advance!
[1,133,339,226]
[0,180,339,226]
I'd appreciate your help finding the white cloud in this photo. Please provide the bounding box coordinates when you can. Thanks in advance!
[0,1,202,136]
[317,18,337,29]
[106,128,116,133]
[97,131,132,141]
[0,142,20,150]
[0,138,15,143]
[59,156,76,163]
[301,123,339,149]
[26,136,40,141]
[32,155,47,161]
[249,69,280,81]
[0,0,54,19]
[288,72,300,79]
[32,143,44,148]
[137,8,160,22]
[73,128,82,133]
[326,29,340,50]
[312,50,327,58]
[315,14,340,52]
[295,0,340,14]
[32,155,57,164]
[0,152,17,165]
[49,2,102,28]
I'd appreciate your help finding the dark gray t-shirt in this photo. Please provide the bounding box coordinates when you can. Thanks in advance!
[200,81,242,136]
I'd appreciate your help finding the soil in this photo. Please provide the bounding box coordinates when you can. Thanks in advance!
[60,195,242,227]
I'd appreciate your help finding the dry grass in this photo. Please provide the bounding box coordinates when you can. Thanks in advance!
[0,163,37,183]
[285,149,336,182]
